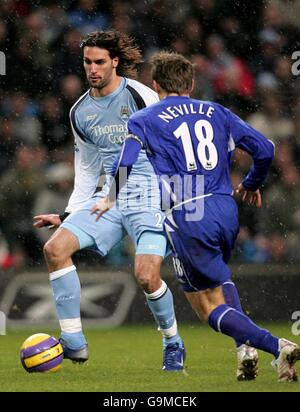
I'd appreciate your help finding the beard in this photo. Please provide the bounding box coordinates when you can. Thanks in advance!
[87,77,110,90]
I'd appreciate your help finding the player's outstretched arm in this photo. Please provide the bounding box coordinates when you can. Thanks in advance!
[33,214,62,229]
[235,183,262,208]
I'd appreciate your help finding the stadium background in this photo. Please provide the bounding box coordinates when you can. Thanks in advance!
[0,0,300,329]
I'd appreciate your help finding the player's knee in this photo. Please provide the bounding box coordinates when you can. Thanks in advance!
[135,270,153,291]
[43,238,66,265]
[135,255,163,293]
[135,264,161,293]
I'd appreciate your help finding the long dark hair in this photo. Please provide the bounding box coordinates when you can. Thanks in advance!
[80,30,143,79]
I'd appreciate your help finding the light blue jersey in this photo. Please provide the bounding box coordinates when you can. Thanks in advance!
[62,77,166,256]
[66,77,160,213]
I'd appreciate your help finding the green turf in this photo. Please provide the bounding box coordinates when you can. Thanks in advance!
[1,324,300,392]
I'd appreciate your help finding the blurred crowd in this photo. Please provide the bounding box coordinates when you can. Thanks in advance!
[0,0,300,269]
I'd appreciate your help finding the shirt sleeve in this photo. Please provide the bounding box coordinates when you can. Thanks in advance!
[127,115,147,147]
[66,112,102,213]
[227,109,275,191]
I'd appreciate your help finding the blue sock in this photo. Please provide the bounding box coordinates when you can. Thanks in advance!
[208,304,279,357]
[50,265,87,350]
[145,281,182,348]
[222,280,244,347]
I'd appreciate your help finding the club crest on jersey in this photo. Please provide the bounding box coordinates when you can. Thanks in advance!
[120,105,130,119]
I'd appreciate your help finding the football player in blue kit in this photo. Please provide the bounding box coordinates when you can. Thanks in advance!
[93,52,300,382]
[34,32,185,371]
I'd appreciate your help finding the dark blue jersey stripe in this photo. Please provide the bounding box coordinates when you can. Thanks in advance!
[70,92,89,142]
[126,85,146,110]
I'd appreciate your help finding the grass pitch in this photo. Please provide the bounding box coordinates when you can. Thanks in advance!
[1,324,300,392]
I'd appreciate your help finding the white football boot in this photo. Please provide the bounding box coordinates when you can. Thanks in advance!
[236,344,259,381]
[271,338,300,382]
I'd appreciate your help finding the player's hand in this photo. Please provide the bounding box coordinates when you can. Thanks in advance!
[33,214,61,229]
[235,183,262,208]
[91,197,115,221]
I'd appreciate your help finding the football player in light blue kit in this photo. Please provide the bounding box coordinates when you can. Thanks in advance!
[33,31,185,370]
[93,52,300,382]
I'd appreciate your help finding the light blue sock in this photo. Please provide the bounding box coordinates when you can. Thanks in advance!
[50,265,87,350]
[145,281,182,348]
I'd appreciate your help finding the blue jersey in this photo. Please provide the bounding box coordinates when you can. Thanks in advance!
[127,96,274,200]
[109,96,275,290]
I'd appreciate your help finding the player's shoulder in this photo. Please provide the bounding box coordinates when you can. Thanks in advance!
[69,89,90,123]
[128,105,147,124]
[126,78,159,108]
[197,99,232,125]
[192,98,228,114]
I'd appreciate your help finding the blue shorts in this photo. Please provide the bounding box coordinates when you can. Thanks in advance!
[61,196,167,257]
[164,195,239,292]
